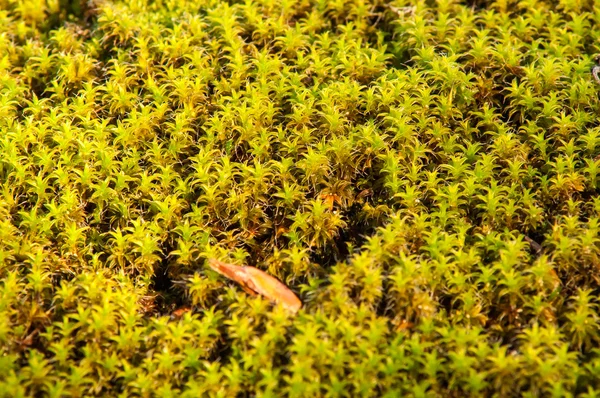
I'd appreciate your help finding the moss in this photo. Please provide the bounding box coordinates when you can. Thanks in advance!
[2,0,600,395]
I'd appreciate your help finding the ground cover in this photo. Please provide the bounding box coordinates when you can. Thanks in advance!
[2,0,600,396]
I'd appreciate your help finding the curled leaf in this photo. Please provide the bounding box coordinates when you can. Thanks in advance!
[208,258,302,314]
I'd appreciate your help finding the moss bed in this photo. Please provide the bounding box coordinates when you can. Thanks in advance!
[3,0,600,396]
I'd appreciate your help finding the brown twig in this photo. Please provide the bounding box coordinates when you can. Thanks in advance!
[524,236,543,254]
[592,55,600,84]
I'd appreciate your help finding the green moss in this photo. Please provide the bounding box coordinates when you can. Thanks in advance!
[2,0,600,395]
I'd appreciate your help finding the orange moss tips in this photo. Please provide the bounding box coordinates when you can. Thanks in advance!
[208,259,302,314]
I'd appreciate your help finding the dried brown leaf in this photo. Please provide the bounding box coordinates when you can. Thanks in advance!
[208,258,302,314]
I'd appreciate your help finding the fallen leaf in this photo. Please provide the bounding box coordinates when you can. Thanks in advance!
[208,258,302,314]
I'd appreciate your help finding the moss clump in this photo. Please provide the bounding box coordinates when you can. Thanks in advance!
[2,0,600,396]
